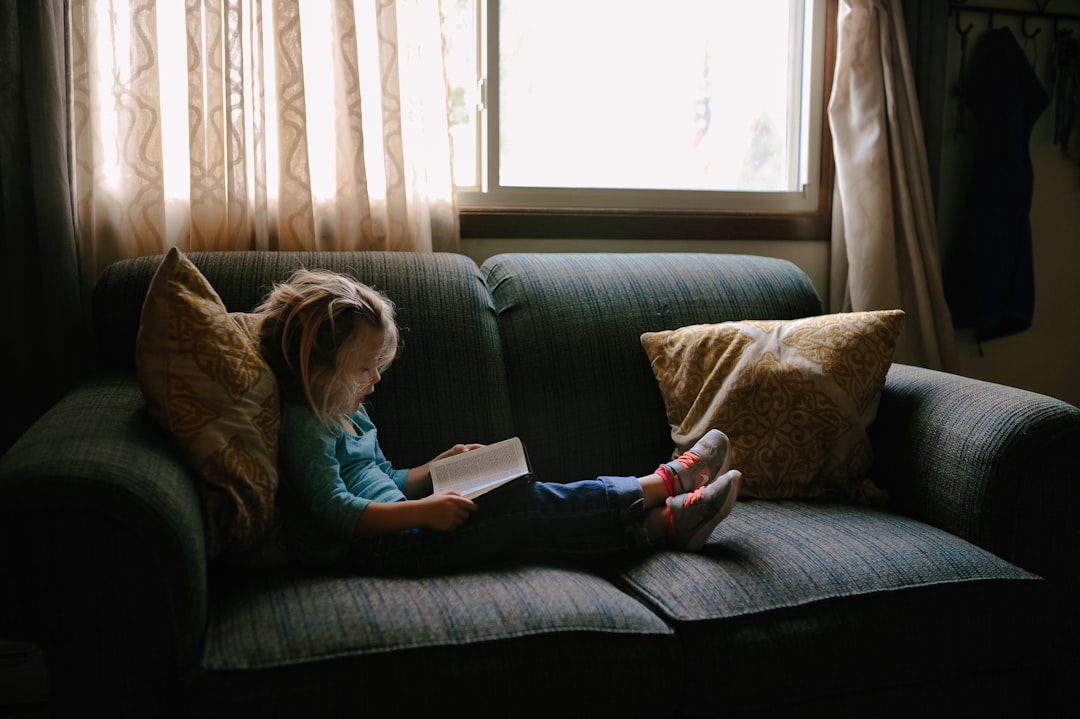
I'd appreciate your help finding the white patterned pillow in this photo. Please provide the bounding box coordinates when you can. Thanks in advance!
[641,311,904,501]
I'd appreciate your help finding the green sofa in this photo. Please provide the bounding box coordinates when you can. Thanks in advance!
[2,251,1077,717]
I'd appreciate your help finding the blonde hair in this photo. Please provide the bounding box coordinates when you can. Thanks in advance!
[255,269,398,427]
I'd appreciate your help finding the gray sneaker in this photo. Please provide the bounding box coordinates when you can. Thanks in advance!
[667,469,742,551]
[660,429,732,496]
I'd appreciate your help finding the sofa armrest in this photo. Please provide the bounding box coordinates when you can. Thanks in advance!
[0,375,208,716]
[870,364,1080,587]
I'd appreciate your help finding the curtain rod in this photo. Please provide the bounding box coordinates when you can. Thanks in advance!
[949,2,1080,24]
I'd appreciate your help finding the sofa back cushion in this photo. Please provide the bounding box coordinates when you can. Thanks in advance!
[481,253,822,482]
[95,251,514,468]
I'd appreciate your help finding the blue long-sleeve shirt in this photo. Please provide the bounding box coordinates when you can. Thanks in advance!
[278,401,409,564]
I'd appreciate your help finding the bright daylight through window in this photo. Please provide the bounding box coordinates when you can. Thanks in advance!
[443,0,827,213]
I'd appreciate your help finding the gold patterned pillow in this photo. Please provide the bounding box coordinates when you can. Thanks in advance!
[641,311,904,501]
[136,247,279,556]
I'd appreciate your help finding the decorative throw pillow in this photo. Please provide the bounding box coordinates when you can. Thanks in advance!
[640,310,904,501]
[136,247,279,557]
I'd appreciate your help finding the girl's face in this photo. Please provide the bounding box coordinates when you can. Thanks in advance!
[339,328,386,411]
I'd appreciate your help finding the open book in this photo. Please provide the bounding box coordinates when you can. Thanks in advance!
[429,437,532,499]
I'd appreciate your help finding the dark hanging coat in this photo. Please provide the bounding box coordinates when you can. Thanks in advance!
[944,27,1050,343]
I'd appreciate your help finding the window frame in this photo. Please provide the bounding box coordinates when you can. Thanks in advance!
[457,0,838,241]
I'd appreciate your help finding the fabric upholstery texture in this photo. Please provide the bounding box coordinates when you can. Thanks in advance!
[136,248,279,553]
[201,565,672,671]
[640,310,904,500]
[195,564,677,717]
[870,363,1080,583]
[99,250,516,468]
[0,376,210,688]
[4,250,1075,718]
[613,499,1050,715]
[482,253,824,483]
[615,499,1039,624]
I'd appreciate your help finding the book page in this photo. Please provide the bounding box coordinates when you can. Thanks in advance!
[429,437,530,499]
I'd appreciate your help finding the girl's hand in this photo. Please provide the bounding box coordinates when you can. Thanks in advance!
[404,444,484,499]
[416,491,477,531]
[433,443,484,463]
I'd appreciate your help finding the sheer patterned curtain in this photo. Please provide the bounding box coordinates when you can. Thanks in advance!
[69,0,458,290]
[828,0,954,369]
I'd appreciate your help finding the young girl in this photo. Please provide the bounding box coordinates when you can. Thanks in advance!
[255,269,741,574]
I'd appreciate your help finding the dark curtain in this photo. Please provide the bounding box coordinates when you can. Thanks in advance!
[902,0,949,207]
[0,0,86,454]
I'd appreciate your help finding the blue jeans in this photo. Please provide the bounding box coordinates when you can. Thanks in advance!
[346,476,651,575]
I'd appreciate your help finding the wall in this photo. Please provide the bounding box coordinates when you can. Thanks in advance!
[935,3,1080,408]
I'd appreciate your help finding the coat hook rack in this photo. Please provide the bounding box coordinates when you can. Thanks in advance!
[953,9,976,136]
[955,8,975,37]
[1022,15,1041,39]
[949,0,1080,26]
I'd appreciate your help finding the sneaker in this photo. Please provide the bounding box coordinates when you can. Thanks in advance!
[666,469,742,551]
[658,429,732,496]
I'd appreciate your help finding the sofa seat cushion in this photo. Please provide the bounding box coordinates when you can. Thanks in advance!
[613,501,1053,716]
[194,564,677,717]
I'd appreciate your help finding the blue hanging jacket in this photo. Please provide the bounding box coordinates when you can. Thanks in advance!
[944,27,1049,343]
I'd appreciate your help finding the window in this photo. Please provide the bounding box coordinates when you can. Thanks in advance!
[443,0,836,239]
